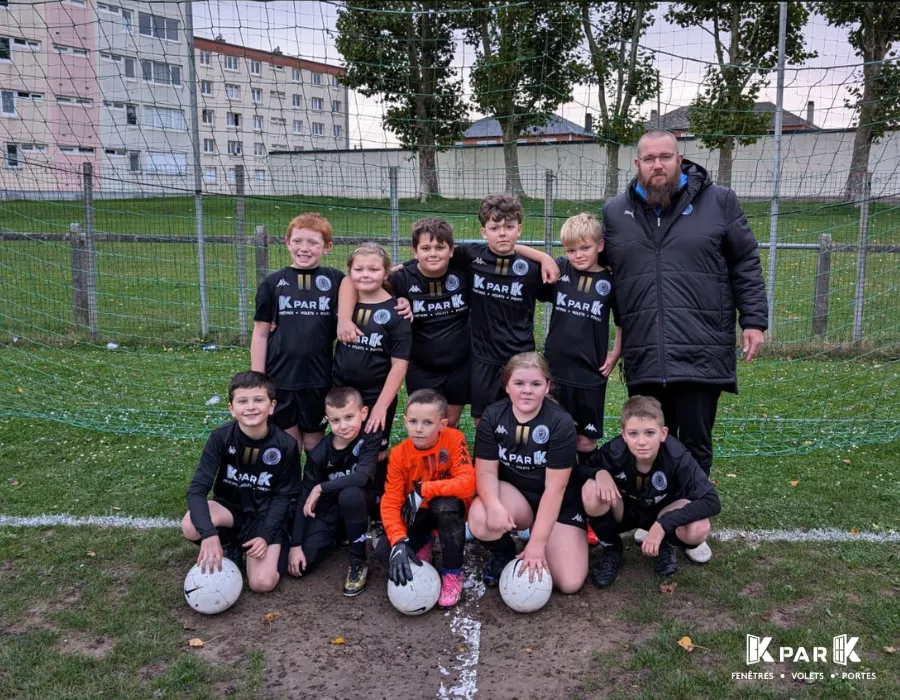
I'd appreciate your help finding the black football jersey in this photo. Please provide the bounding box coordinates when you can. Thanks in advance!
[391,259,470,370]
[592,435,721,532]
[332,297,412,403]
[254,266,344,389]
[475,397,577,495]
[187,422,302,543]
[458,243,552,365]
[545,259,617,388]
[291,432,380,543]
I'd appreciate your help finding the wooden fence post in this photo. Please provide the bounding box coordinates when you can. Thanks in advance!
[812,233,832,336]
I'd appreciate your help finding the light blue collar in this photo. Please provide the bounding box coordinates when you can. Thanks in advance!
[635,173,688,215]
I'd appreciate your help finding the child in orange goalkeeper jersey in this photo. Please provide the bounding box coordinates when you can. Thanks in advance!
[378,389,475,608]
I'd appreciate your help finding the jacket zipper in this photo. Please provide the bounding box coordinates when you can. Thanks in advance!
[655,216,666,387]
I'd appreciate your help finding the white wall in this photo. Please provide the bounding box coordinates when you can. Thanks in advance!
[268,130,900,201]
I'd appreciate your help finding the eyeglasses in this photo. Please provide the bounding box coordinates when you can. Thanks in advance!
[638,153,677,165]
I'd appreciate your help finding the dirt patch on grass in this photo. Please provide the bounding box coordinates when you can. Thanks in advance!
[57,631,114,659]
[740,581,764,597]
[762,599,817,628]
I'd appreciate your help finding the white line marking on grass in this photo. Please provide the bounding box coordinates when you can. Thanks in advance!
[714,528,900,543]
[0,515,179,528]
[437,571,485,699]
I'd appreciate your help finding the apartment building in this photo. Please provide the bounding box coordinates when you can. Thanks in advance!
[0,0,191,195]
[194,37,349,193]
[1,2,348,197]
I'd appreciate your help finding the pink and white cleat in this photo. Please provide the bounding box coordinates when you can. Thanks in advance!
[438,572,464,608]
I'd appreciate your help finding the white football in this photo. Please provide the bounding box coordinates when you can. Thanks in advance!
[387,560,441,616]
[184,559,243,614]
[499,559,553,613]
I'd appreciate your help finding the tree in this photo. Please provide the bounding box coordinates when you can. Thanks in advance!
[666,2,814,187]
[813,3,900,200]
[463,4,582,194]
[335,3,467,200]
[578,1,659,199]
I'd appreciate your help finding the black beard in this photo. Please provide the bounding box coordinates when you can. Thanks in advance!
[639,172,681,209]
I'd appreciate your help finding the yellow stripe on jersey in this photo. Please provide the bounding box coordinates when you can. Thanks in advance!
[494,258,510,275]
[242,447,260,465]
[297,273,312,291]
[515,425,531,446]
[429,281,442,296]
[355,308,372,326]
[578,276,593,293]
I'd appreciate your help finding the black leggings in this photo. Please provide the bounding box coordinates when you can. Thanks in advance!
[298,486,375,569]
[376,496,467,572]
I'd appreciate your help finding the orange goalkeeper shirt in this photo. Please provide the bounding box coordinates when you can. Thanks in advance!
[381,428,476,546]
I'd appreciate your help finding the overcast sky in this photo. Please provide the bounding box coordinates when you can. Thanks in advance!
[192,1,863,148]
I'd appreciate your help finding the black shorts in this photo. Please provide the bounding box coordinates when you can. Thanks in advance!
[406,358,471,407]
[470,359,506,418]
[273,387,329,433]
[551,381,607,440]
[514,486,588,531]
[210,501,290,574]
[617,506,660,534]
[363,395,398,451]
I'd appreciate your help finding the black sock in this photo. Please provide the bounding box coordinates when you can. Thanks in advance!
[588,512,622,551]
[576,448,597,468]
[346,518,368,561]
[482,532,516,560]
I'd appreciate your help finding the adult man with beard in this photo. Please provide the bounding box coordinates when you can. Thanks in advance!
[601,130,767,563]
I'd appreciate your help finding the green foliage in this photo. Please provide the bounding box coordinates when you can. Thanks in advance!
[666,2,815,147]
[334,2,467,150]
[577,1,660,145]
[813,3,900,140]
[462,3,582,135]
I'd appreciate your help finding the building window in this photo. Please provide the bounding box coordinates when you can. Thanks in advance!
[145,106,184,130]
[225,83,240,100]
[271,117,286,126]
[224,55,239,71]
[227,167,236,184]
[12,38,41,50]
[254,142,265,156]
[128,151,140,171]
[203,138,215,154]
[331,74,339,87]
[147,151,187,175]
[203,167,216,183]
[126,104,137,125]
[270,91,285,100]
[138,12,179,41]
[293,120,303,134]
[311,97,323,111]
[5,144,19,168]
[250,60,261,75]
[200,80,211,96]
[312,72,322,85]
[1,90,16,116]
[105,148,126,157]
[292,94,301,108]
[253,115,263,131]
[292,68,300,82]
[312,122,324,136]
[227,140,242,155]
[122,9,132,33]
[0,38,10,62]
[124,57,135,78]
[332,100,341,113]
[273,64,283,72]
[333,124,343,138]
[202,109,213,125]
[199,51,210,66]
[254,169,265,184]
[252,88,262,104]
[226,112,241,128]
[142,60,181,86]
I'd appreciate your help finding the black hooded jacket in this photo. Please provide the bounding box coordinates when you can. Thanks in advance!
[601,160,768,392]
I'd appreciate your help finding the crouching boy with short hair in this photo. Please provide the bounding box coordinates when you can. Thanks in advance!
[582,396,720,588]
[378,389,476,608]
[288,386,381,597]
[181,371,301,593]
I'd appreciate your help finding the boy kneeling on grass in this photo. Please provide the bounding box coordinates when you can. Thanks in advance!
[181,371,301,593]
[582,396,720,588]
[376,389,475,608]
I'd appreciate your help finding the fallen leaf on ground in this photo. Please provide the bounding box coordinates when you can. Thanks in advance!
[331,637,345,645]
[86,549,96,557]
[677,636,694,652]
[7,479,18,487]
[842,459,851,465]
[16,387,23,393]
[884,646,896,654]
[851,528,860,536]
[112,506,121,511]
[188,638,204,648]
[726,473,737,478]
[660,582,677,595]
[261,612,280,624]
[790,480,799,487]
[525,648,532,653]
[183,622,198,631]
